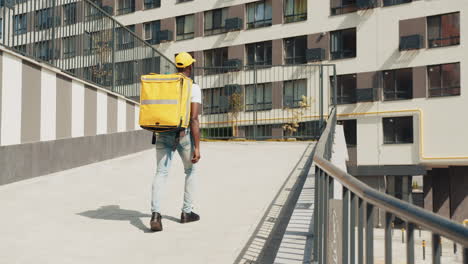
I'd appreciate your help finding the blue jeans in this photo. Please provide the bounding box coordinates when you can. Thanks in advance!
[151,131,196,214]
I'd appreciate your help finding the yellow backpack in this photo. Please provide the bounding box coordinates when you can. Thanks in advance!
[139,73,192,134]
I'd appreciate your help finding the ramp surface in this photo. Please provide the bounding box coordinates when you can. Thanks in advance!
[0,141,310,264]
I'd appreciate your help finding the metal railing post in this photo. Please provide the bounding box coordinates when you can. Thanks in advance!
[358,198,364,264]
[385,212,392,264]
[318,170,324,264]
[343,187,349,264]
[432,234,441,264]
[406,222,415,264]
[313,166,319,261]
[350,193,356,264]
[366,203,374,264]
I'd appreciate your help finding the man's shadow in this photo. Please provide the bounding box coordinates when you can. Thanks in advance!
[77,205,179,233]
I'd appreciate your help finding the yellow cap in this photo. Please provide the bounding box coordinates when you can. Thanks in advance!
[175,52,196,68]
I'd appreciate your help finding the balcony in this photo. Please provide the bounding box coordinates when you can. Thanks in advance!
[306,48,325,62]
[399,35,423,51]
[225,17,243,31]
[383,0,412,6]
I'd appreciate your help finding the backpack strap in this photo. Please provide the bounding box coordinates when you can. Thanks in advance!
[152,132,156,145]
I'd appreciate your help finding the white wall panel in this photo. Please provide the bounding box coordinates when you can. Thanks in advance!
[71,81,85,137]
[117,98,126,132]
[1,54,23,146]
[96,89,108,135]
[40,69,57,141]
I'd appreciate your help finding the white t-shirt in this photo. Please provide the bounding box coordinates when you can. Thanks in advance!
[191,83,202,104]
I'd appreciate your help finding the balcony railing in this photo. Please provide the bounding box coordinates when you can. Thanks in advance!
[0,0,176,99]
[331,3,358,15]
[428,35,460,48]
[312,107,468,264]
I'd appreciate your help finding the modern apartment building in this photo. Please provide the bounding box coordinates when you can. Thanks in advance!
[107,0,467,222]
[0,0,465,221]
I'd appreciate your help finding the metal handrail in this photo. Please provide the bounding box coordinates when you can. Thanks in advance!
[313,106,468,263]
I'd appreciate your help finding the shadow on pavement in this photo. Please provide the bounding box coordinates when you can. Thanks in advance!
[77,205,179,233]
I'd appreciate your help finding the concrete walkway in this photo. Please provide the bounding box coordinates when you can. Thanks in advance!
[0,141,311,264]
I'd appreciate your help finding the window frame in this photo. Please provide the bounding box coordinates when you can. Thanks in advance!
[246,41,272,67]
[204,8,228,36]
[246,1,272,29]
[283,79,307,108]
[382,68,413,101]
[62,36,77,59]
[245,83,273,111]
[427,63,460,97]
[284,36,307,65]
[331,0,357,16]
[144,0,160,10]
[284,0,307,23]
[117,0,135,15]
[13,14,27,35]
[427,12,460,48]
[383,116,414,144]
[332,74,357,105]
[176,14,195,41]
[382,0,412,7]
[203,48,228,74]
[63,2,77,25]
[116,25,135,50]
[330,28,357,60]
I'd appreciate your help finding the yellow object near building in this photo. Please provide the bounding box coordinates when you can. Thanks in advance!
[139,73,192,132]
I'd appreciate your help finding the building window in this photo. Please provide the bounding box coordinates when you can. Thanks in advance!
[117,25,135,50]
[144,20,161,42]
[204,48,228,74]
[383,68,412,101]
[284,79,307,108]
[331,0,357,15]
[245,125,272,139]
[142,57,160,75]
[36,8,58,30]
[62,36,76,58]
[428,63,460,97]
[332,74,357,104]
[176,14,194,41]
[144,0,160,9]
[117,0,135,15]
[340,119,357,147]
[86,1,103,21]
[383,116,413,144]
[115,61,135,85]
[63,3,77,25]
[34,40,53,61]
[427,12,460,48]
[245,83,272,111]
[330,28,356,60]
[13,45,27,54]
[202,87,236,114]
[246,1,272,29]
[13,14,27,35]
[284,36,307,65]
[383,0,411,7]
[177,0,193,3]
[246,41,272,66]
[204,8,228,36]
[284,0,307,23]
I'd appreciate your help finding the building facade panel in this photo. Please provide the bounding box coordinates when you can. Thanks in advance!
[21,60,42,143]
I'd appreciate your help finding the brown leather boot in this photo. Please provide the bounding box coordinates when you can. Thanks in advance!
[180,211,200,224]
[150,212,163,232]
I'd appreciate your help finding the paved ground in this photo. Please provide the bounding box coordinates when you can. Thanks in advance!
[0,141,311,264]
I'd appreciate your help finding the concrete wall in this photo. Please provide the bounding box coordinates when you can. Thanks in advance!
[0,47,150,185]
